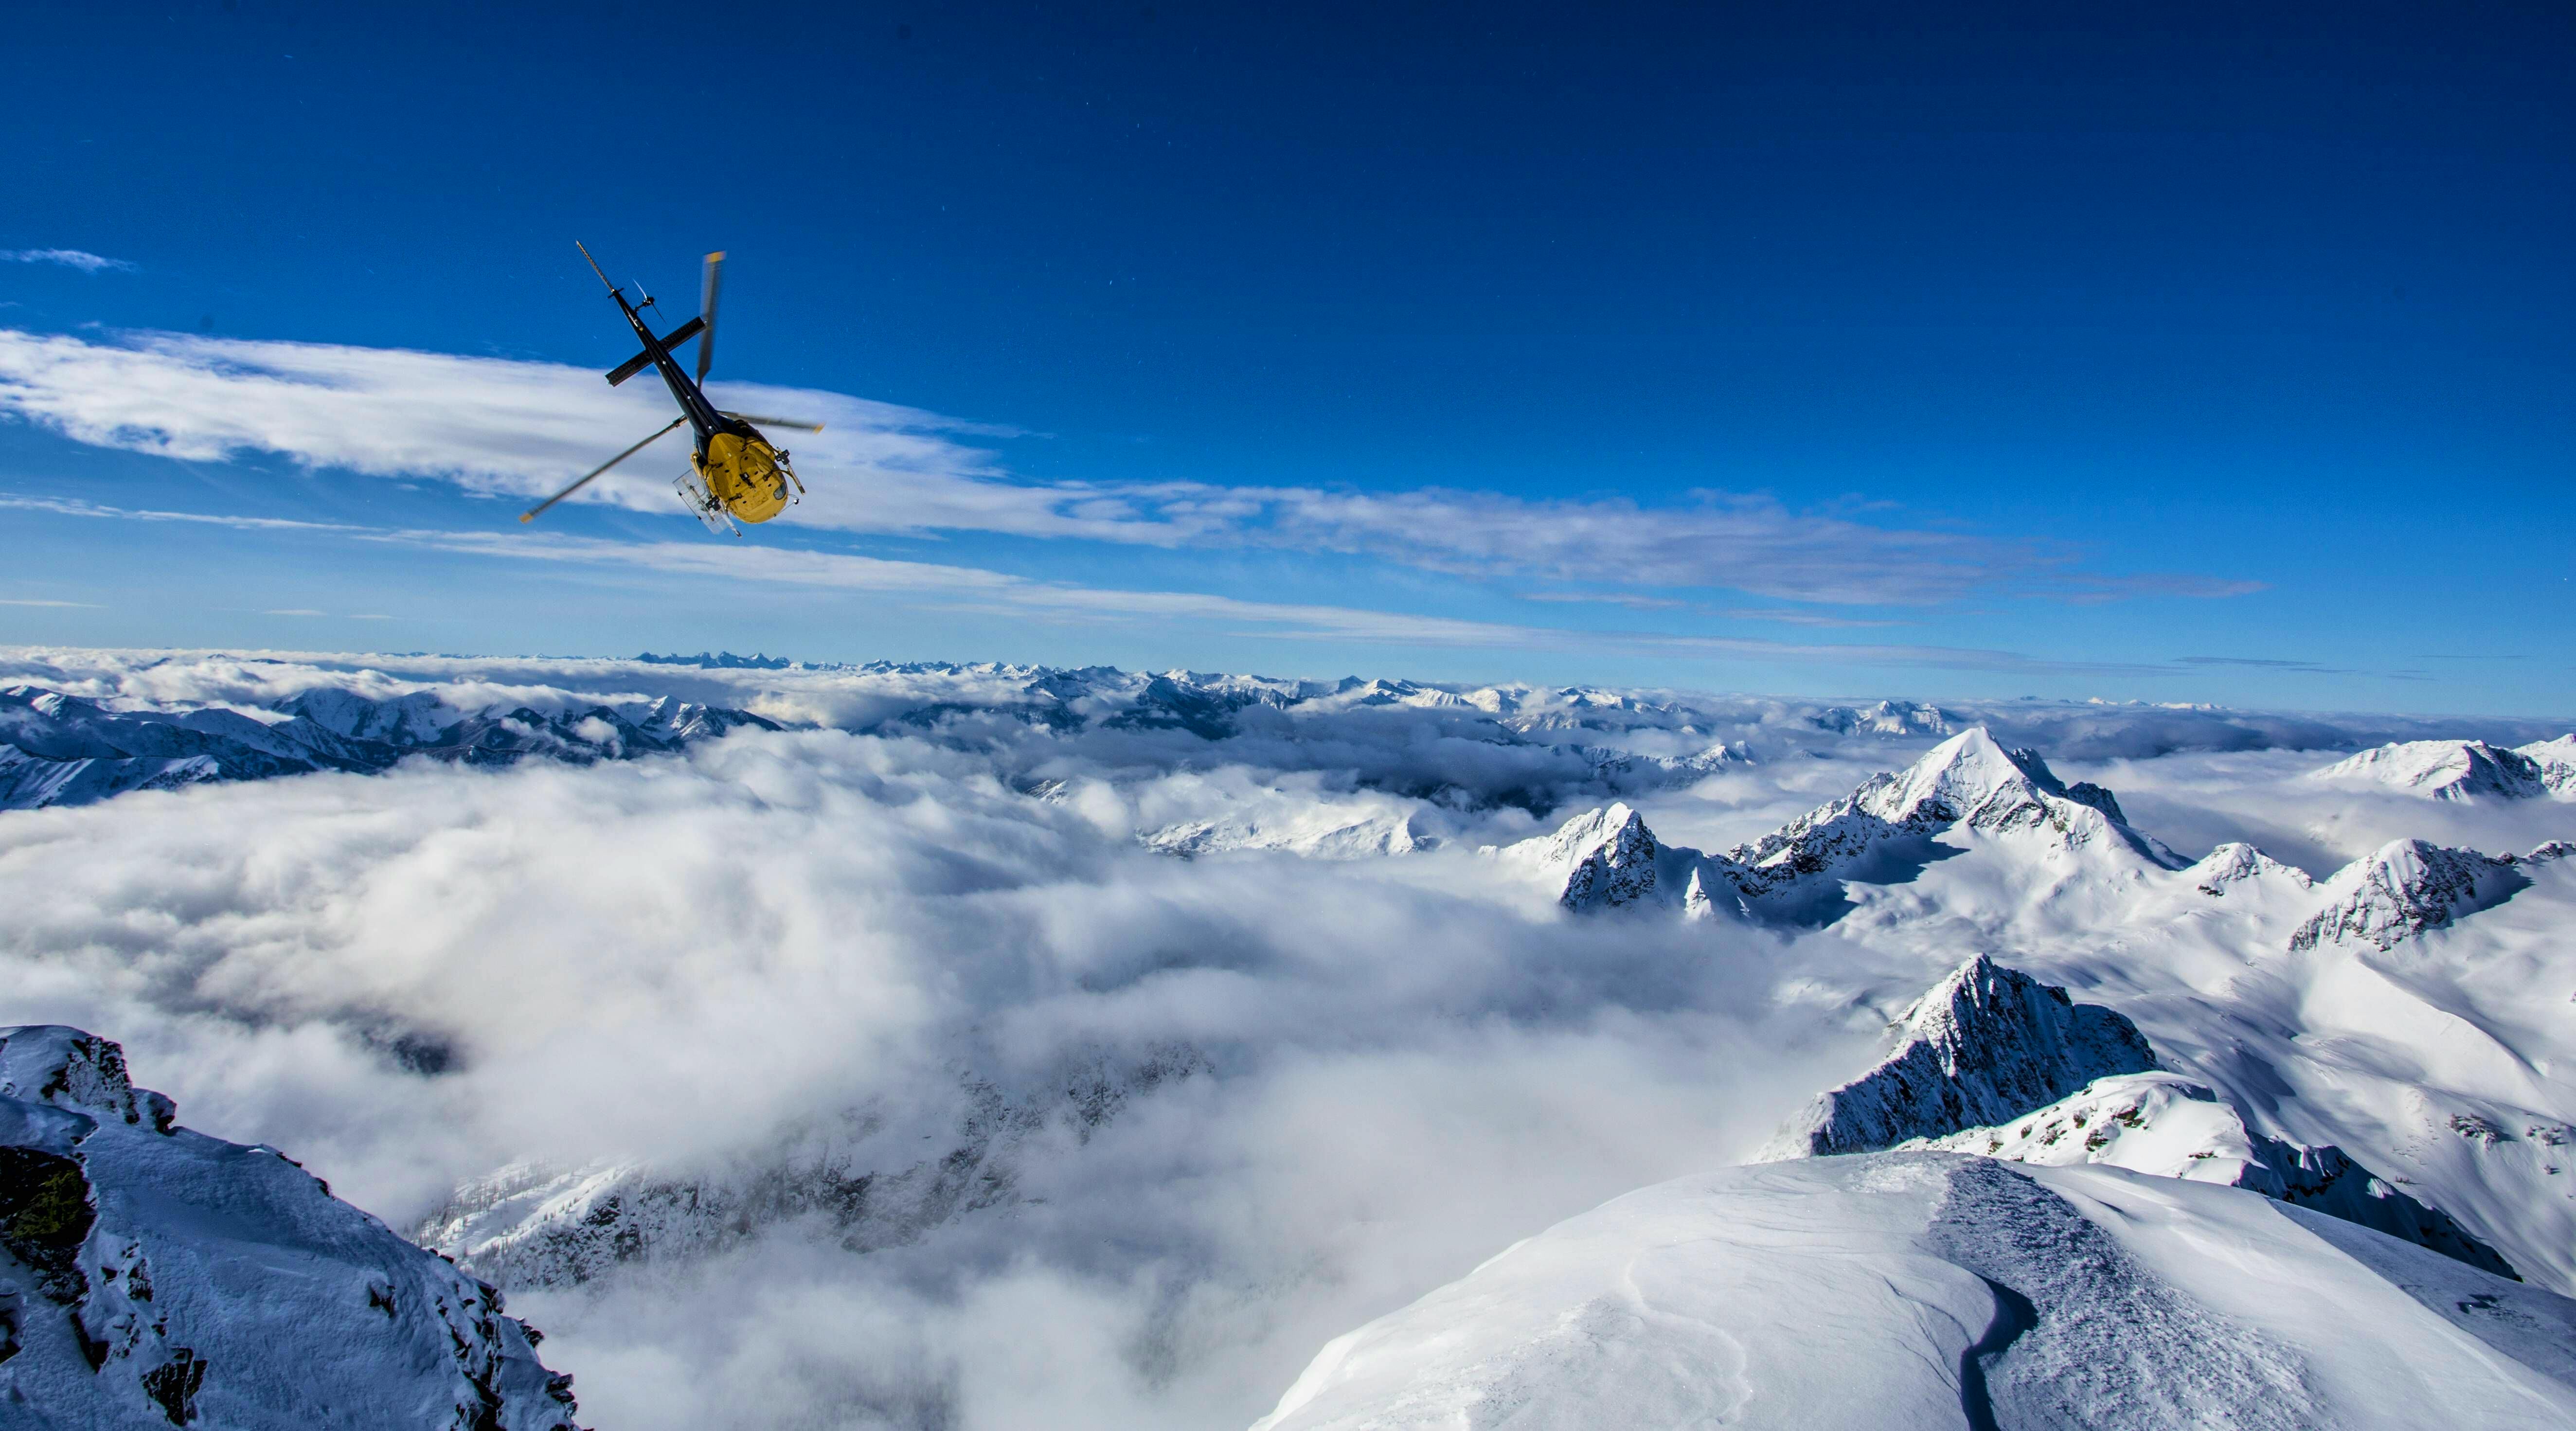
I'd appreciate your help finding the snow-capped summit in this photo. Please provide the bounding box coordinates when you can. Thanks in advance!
[0,1025,580,1429]
[2185,841,2315,895]
[2311,739,2553,801]
[1503,731,2169,917]
[1761,954,2159,1159]
[1494,802,1665,910]
[1726,728,2174,898]
[2290,838,2531,952]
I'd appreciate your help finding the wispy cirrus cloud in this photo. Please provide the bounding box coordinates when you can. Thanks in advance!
[0,327,2257,609]
[2,250,133,273]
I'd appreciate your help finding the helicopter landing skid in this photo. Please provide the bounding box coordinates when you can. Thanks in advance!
[674,467,740,536]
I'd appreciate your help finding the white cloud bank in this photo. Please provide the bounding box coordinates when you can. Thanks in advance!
[0,326,2254,607]
[0,722,1866,1431]
[1,649,2572,1428]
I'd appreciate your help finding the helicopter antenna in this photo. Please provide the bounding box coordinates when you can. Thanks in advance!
[573,240,618,294]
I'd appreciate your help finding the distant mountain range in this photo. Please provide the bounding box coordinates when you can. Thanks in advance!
[0,684,776,811]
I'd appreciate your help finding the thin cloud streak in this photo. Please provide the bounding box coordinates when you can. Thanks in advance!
[1,250,133,273]
[0,327,2256,608]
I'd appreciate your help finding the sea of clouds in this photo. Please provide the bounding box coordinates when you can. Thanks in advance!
[0,646,2569,1429]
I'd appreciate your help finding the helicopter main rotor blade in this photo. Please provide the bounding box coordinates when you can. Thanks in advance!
[718,411,826,432]
[695,250,725,386]
[519,417,687,523]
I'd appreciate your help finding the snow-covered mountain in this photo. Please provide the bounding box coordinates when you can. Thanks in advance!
[1255,936,2560,1429]
[2521,735,2576,795]
[1250,1154,2576,1431]
[1496,728,2182,918]
[2288,837,2541,951]
[0,1025,580,1429]
[1760,955,2160,1158]
[2312,738,2560,801]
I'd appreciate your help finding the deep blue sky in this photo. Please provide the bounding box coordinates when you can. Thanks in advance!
[3,1,2571,712]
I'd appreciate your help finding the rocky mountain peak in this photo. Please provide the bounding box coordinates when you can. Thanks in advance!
[1542,803,1661,910]
[1760,954,2158,1159]
[2290,839,2531,952]
[1723,728,2172,900]
[0,1023,173,1132]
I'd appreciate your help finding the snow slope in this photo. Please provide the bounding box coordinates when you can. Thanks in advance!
[1251,1153,2576,1431]
[0,1025,579,1430]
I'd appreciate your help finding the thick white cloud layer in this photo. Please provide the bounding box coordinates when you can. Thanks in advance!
[3,648,2571,1428]
[0,325,2252,607]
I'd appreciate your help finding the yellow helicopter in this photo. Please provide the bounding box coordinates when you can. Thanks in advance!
[521,244,823,535]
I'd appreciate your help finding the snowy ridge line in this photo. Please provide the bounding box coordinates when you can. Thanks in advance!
[0,1024,582,1429]
[1905,1071,2516,1278]
[11,645,2575,771]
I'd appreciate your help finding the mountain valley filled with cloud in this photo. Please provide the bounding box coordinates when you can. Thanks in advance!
[4,645,2574,1427]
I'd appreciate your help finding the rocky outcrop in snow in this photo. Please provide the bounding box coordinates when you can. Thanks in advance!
[0,684,778,811]
[2311,739,2554,801]
[0,1025,579,1429]
[1762,955,2159,1158]
[1908,1071,2517,1278]
[2290,839,2532,952]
